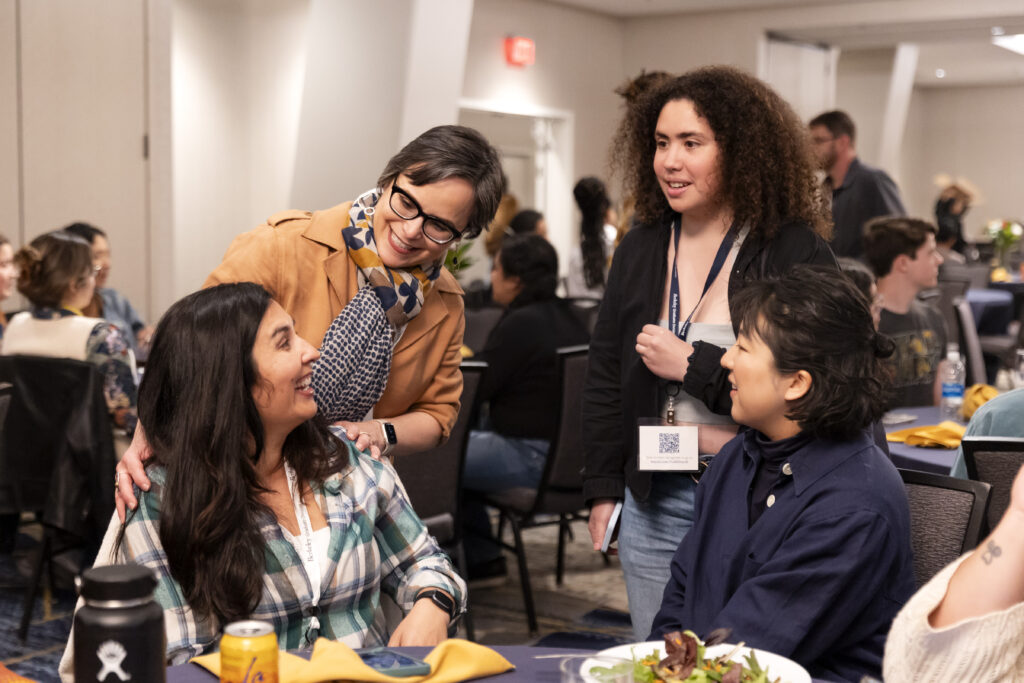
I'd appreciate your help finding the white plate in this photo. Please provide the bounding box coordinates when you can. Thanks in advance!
[582,640,811,683]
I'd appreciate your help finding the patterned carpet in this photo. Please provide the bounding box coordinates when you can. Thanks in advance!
[0,532,76,683]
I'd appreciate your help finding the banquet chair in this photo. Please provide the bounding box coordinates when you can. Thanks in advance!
[963,436,1024,534]
[929,279,969,346]
[0,355,116,640]
[477,345,591,634]
[462,305,504,354]
[393,360,486,641]
[899,469,990,588]
[565,297,602,335]
[954,300,987,386]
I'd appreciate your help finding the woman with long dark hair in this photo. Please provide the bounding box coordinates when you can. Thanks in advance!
[582,65,836,638]
[64,283,464,666]
[462,234,589,576]
[567,176,615,298]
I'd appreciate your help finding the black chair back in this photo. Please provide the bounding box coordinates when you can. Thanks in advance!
[0,355,116,538]
[954,300,986,386]
[963,436,1024,532]
[931,279,969,345]
[565,298,602,335]
[394,361,486,544]
[532,345,589,516]
[899,468,990,588]
[462,306,504,354]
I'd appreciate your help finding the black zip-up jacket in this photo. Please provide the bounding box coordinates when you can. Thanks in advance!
[581,219,837,504]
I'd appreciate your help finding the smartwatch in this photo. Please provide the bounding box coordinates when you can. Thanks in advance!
[416,589,458,622]
[375,419,397,454]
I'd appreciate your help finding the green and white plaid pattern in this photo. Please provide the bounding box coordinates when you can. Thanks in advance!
[120,435,466,664]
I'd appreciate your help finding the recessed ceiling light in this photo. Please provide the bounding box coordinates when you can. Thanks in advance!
[992,26,1006,36]
[935,68,946,78]
[993,34,1024,56]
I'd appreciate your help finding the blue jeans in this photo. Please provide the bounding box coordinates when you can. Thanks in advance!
[618,473,696,640]
[462,430,549,566]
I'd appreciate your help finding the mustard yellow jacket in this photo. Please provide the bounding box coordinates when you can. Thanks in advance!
[204,201,464,439]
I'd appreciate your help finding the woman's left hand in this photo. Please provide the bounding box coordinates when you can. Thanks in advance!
[636,324,692,383]
[337,420,384,460]
[388,599,450,646]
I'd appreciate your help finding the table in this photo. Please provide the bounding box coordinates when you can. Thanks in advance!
[989,276,1024,321]
[965,288,1014,335]
[166,644,838,682]
[884,406,960,475]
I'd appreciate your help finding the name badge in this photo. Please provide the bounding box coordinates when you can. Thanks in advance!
[637,419,699,471]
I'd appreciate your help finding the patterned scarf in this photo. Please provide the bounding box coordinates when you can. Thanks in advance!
[342,189,443,330]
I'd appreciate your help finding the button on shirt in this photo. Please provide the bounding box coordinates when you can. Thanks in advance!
[650,429,915,683]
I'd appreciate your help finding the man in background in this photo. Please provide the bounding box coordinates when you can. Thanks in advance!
[863,217,946,408]
[810,110,906,259]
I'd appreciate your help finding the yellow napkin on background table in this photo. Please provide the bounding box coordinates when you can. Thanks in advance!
[963,384,999,420]
[192,638,514,683]
[886,420,966,448]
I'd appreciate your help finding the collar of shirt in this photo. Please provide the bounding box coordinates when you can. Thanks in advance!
[29,305,79,320]
[741,428,875,496]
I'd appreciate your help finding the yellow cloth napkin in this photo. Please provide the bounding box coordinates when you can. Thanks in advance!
[990,267,1011,283]
[963,383,999,420]
[886,420,967,448]
[192,638,514,683]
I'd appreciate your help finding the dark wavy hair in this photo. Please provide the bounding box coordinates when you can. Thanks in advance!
[610,65,829,239]
[573,177,611,289]
[377,125,505,239]
[730,265,893,440]
[118,283,347,624]
[62,221,107,245]
[14,231,94,309]
[498,234,559,308]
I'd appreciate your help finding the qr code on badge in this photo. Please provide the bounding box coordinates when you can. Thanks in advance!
[659,432,679,454]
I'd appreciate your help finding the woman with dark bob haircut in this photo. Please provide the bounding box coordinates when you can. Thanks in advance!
[461,234,589,577]
[63,283,464,668]
[583,65,837,638]
[117,125,505,517]
[651,265,914,683]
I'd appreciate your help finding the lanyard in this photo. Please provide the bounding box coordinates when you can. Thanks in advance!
[668,217,736,342]
[284,462,322,635]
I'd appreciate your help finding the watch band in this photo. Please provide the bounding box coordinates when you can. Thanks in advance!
[416,589,458,621]
[374,419,397,455]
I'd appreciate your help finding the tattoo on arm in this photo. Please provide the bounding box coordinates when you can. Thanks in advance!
[982,540,1003,565]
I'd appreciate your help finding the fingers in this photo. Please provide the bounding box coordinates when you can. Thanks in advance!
[369,444,383,462]
[124,455,150,491]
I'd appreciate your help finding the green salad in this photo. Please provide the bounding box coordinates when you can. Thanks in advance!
[588,630,780,683]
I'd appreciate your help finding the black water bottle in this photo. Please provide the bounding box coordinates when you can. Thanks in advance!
[73,564,166,683]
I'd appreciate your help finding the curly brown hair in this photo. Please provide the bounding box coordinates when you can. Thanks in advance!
[610,65,830,240]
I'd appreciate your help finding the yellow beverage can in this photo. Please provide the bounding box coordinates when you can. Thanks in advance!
[219,620,279,683]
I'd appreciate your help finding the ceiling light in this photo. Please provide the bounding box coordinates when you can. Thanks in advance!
[935,68,946,78]
[993,34,1024,56]
[991,26,1005,36]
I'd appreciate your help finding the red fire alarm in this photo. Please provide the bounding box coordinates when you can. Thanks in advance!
[504,36,535,67]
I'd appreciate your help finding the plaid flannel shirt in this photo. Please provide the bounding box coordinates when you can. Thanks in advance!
[120,439,466,664]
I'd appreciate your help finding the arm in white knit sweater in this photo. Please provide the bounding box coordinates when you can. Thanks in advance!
[884,464,1024,682]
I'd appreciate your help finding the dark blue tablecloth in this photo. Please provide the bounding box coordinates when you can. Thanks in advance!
[884,405,960,474]
[165,643,837,682]
[966,288,1014,335]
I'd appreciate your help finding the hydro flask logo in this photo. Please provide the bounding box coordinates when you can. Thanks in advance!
[96,640,131,681]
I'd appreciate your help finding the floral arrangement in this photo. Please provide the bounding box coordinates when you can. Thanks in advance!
[987,219,1023,252]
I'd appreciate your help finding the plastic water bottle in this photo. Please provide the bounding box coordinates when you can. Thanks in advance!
[940,343,966,422]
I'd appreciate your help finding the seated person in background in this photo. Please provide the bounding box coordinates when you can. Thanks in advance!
[1,231,137,433]
[508,209,547,239]
[0,233,15,337]
[949,387,1024,479]
[462,234,590,577]
[63,222,155,358]
[650,265,914,683]
[863,216,946,408]
[63,283,464,668]
[935,180,973,258]
[885,461,1024,682]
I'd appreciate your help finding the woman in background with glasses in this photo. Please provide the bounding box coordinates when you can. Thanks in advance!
[1,230,137,432]
[116,125,504,513]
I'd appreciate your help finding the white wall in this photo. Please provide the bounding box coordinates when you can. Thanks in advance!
[463,0,625,194]
[0,2,18,249]
[172,0,309,296]
[901,83,1024,241]
[835,48,897,168]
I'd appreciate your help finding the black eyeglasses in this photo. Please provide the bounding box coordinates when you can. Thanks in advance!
[389,184,464,245]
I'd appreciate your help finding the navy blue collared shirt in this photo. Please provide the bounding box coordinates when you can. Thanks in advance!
[650,429,915,683]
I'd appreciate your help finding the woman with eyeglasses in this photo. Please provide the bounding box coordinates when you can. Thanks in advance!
[1,230,137,432]
[116,125,503,514]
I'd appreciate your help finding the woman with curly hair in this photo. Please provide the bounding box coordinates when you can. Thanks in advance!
[582,65,836,639]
